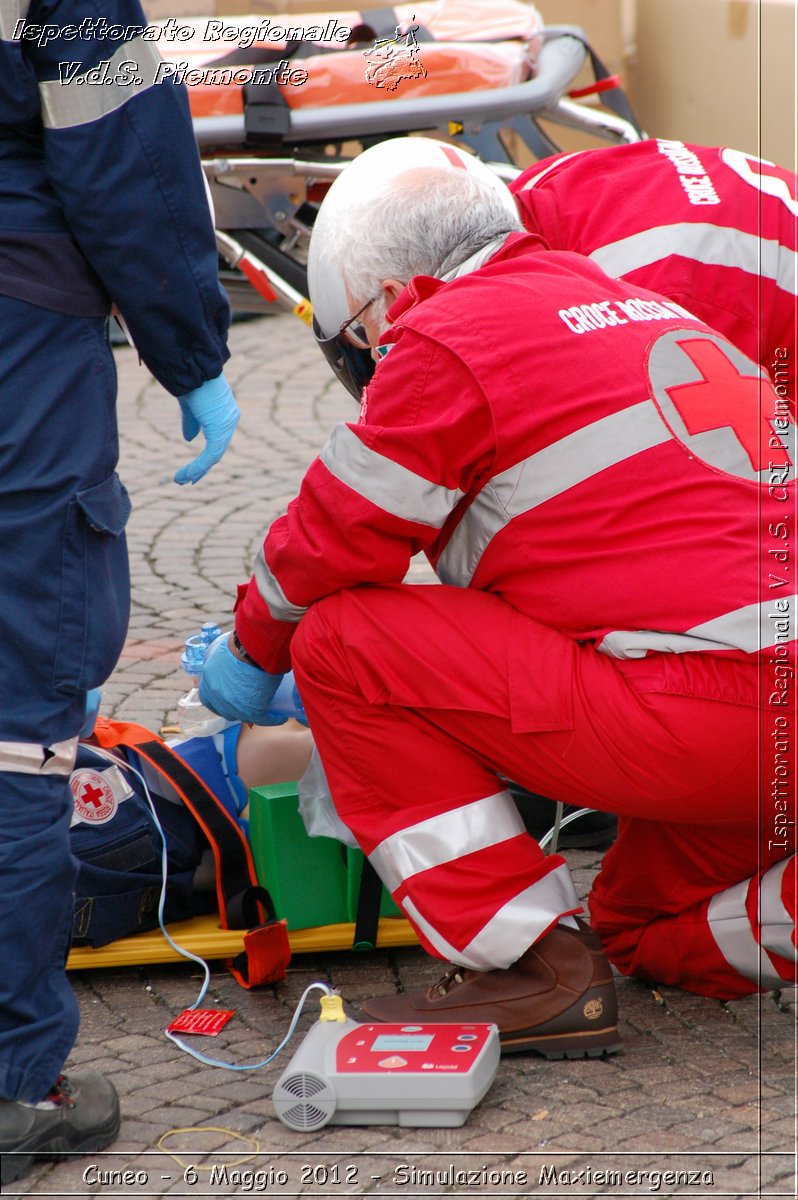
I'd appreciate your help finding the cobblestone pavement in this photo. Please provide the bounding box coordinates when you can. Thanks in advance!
[13,313,797,1199]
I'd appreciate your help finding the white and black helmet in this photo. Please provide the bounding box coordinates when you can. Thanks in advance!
[307,137,517,397]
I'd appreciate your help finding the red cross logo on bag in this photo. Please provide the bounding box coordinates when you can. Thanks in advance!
[70,768,117,824]
[647,329,794,482]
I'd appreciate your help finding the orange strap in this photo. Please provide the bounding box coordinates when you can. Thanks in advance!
[89,718,291,986]
[90,718,266,930]
[228,920,292,988]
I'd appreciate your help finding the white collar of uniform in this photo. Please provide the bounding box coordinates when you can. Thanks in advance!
[439,234,511,283]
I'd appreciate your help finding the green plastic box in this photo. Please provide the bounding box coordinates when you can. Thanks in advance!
[247,782,349,930]
[247,782,403,934]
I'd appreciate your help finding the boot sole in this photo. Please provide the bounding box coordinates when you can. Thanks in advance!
[0,1111,121,1187]
[499,1025,622,1059]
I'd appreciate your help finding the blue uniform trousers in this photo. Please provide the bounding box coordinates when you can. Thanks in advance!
[0,296,130,1101]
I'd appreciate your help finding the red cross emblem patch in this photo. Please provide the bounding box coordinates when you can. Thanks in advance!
[647,329,794,483]
[70,768,117,825]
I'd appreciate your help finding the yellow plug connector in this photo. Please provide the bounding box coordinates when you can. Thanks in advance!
[319,993,347,1022]
[294,299,313,326]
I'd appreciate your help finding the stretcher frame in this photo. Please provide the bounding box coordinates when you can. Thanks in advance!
[198,26,644,315]
[67,914,418,971]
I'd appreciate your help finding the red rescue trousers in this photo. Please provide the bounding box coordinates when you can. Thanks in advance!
[291,583,796,999]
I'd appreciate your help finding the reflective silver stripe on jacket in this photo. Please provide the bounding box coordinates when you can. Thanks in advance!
[0,0,29,40]
[321,423,464,529]
[369,790,526,895]
[759,857,796,962]
[590,224,798,296]
[437,400,669,587]
[402,861,581,971]
[707,863,795,989]
[252,546,308,624]
[517,152,583,191]
[0,737,78,775]
[39,38,163,128]
[598,596,798,659]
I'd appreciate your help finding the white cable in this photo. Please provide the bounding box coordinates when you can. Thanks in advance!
[165,982,333,1070]
[87,744,213,1003]
[539,805,596,852]
[84,743,333,1071]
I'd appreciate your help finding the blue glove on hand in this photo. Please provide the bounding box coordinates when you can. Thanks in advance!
[198,632,283,724]
[174,372,240,485]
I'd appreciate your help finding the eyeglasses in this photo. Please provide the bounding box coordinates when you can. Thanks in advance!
[312,313,376,400]
[339,296,378,350]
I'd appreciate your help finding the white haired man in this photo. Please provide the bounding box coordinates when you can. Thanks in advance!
[200,161,796,1051]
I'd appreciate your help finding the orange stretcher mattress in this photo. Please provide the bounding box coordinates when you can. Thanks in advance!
[152,0,543,119]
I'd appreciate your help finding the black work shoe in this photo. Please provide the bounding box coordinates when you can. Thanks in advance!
[362,919,621,1059]
[0,1073,120,1186]
[509,786,618,850]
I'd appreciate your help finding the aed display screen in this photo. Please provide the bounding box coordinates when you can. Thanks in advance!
[371,1034,434,1052]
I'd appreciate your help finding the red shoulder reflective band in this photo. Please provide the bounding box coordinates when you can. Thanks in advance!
[568,76,622,98]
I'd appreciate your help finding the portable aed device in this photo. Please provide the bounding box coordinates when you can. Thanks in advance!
[273,1000,500,1131]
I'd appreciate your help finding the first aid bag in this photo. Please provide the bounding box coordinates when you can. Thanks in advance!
[69,739,202,947]
[68,717,290,988]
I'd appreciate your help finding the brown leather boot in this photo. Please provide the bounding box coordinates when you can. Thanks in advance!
[362,919,621,1058]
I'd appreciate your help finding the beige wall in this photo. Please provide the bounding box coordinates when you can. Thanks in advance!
[533,0,796,169]
[631,0,797,170]
[142,0,213,16]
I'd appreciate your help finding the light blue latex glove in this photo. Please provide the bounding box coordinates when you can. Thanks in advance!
[79,688,102,738]
[174,372,240,485]
[269,672,309,725]
[198,632,283,724]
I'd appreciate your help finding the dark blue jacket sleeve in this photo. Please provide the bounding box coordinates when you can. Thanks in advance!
[24,0,230,395]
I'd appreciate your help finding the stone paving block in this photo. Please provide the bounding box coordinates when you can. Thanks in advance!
[187,1078,270,1106]
[715,1078,781,1105]
[717,1102,783,1128]
[109,1118,178,1146]
[525,1132,607,1154]
[124,1059,200,1089]
[769,1168,798,1196]
[752,1156,797,1187]
[760,1087,798,1117]
[138,1104,216,1127]
[760,1116,798,1150]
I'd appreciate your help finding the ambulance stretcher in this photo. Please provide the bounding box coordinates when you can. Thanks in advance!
[155,1,644,318]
